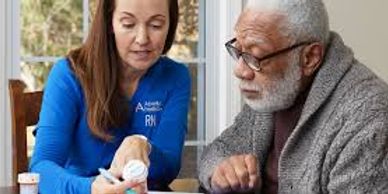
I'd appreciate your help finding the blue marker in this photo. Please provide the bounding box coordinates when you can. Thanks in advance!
[98,168,136,194]
[98,168,121,184]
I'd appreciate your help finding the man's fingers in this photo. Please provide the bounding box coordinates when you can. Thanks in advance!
[211,154,259,193]
[244,154,258,176]
[230,156,250,189]
[220,160,241,191]
[244,154,259,189]
[248,174,257,188]
[211,166,231,193]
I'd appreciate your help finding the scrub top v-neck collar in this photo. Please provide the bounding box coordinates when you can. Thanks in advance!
[130,57,163,105]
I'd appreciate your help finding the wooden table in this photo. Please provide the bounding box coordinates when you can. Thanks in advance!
[0,187,206,194]
[0,179,205,194]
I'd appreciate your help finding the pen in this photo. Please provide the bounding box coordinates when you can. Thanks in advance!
[98,168,121,184]
[98,168,137,194]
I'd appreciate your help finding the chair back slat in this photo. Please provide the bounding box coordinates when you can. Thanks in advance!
[8,79,43,186]
[24,92,43,126]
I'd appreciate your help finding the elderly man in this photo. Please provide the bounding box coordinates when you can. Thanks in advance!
[198,0,388,193]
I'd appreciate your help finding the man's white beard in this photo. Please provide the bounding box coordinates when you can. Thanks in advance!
[241,53,302,112]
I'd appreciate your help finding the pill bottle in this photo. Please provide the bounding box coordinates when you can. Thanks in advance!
[123,160,148,194]
[18,172,39,194]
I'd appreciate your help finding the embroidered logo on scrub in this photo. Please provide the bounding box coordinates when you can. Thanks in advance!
[135,101,163,127]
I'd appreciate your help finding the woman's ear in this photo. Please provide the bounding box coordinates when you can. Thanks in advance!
[300,42,325,76]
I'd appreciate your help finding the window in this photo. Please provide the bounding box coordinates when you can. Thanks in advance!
[20,0,205,178]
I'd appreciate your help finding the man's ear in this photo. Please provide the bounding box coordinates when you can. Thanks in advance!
[300,42,325,76]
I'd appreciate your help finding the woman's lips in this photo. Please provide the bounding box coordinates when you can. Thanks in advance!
[131,50,152,60]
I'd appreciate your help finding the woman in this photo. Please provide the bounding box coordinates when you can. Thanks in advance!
[29,0,191,193]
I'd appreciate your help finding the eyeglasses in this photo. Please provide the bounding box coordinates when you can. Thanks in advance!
[225,38,311,72]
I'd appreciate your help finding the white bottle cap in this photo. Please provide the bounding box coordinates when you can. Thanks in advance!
[18,173,40,184]
[122,160,148,182]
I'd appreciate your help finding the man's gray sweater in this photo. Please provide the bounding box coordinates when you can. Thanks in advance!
[198,32,388,193]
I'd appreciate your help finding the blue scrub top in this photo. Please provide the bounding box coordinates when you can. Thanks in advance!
[30,56,191,193]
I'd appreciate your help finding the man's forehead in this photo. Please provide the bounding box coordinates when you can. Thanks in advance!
[234,9,285,44]
[236,34,267,47]
[235,9,283,30]
[235,9,267,30]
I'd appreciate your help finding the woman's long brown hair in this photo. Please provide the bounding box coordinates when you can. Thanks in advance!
[67,0,179,141]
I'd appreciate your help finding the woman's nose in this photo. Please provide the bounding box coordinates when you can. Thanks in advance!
[135,25,150,46]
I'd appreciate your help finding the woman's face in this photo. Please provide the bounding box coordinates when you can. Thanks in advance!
[112,0,170,72]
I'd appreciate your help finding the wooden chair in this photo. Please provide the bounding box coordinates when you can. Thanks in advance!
[8,79,43,185]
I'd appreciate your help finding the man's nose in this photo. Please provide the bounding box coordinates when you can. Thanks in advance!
[135,25,150,46]
[234,58,255,80]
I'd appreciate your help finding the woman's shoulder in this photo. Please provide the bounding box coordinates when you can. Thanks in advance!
[46,57,83,97]
[158,56,190,79]
[49,58,76,78]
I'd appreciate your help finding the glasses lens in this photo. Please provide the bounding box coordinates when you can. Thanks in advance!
[242,53,261,71]
[226,46,240,61]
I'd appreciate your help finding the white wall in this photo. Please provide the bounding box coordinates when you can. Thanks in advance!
[324,0,388,82]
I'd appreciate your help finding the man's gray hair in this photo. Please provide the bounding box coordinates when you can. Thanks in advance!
[246,0,330,45]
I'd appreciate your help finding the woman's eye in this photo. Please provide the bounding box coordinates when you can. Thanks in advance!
[122,23,135,29]
[149,24,163,29]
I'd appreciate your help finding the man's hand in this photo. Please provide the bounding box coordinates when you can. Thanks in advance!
[210,154,260,193]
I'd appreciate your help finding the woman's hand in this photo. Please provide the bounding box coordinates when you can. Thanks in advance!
[111,135,151,173]
[130,181,148,194]
[91,169,141,194]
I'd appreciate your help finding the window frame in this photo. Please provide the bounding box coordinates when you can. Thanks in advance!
[205,0,243,143]
[0,0,7,186]
[1,0,21,186]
